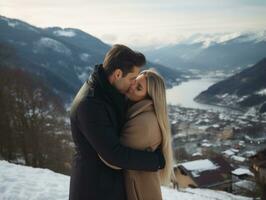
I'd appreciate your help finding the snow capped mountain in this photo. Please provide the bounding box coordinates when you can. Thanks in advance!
[181,32,243,48]
[0,161,251,200]
[179,31,266,48]
[144,30,266,71]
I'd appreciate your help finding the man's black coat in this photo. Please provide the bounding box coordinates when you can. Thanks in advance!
[69,65,163,200]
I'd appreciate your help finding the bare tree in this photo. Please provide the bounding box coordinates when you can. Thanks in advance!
[0,68,74,174]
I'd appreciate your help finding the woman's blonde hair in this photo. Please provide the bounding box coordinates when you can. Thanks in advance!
[141,69,175,185]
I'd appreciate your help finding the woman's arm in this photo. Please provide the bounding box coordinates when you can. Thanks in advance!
[98,154,122,170]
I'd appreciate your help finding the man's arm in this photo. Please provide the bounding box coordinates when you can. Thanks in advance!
[98,154,122,170]
[76,98,164,171]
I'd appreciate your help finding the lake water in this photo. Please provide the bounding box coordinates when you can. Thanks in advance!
[166,77,227,112]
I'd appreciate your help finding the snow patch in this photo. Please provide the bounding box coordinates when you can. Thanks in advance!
[0,160,69,200]
[78,72,88,82]
[1,16,19,27]
[231,155,246,162]
[186,32,242,48]
[242,150,256,157]
[198,125,208,130]
[53,30,76,37]
[185,31,266,48]
[201,143,212,147]
[222,149,235,156]
[232,168,254,176]
[237,30,266,43]
[234,180,256,191]
[79,53,91,62]
[36,37,71,55]
[192,152,203,157]
[76,66,93,82]
[256,88,266,96]
[162,187,250,200]
[237,95,249,102]
[7,21,18,28]
[1,16,39,32]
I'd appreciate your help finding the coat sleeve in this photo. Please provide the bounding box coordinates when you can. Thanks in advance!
[76,98,161,171]
[98,154,122,170]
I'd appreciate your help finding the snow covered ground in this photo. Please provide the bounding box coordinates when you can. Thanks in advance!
[0,161,251,200]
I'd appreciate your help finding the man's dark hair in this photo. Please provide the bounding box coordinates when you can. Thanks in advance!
[103,44,146,77]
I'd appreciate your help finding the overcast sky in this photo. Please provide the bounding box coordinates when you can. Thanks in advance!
[1,0,266,48]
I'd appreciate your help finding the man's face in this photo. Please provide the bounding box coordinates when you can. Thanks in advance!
[113,66,140,94]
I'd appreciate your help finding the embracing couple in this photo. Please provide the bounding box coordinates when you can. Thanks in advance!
[69,44,174,200]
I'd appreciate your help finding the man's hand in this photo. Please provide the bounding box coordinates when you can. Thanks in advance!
[154,148,165,169]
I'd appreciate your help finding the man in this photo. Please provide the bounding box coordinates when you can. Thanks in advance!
[69,44,165,200]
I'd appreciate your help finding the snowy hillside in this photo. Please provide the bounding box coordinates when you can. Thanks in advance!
[195,57,266,113]
[0,161,251,200]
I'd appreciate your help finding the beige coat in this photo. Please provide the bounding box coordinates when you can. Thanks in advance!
[101,99,163,200]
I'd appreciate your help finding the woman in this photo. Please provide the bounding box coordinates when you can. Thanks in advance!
[100,69,175,200]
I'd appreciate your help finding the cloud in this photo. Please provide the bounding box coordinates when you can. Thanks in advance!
[101,34,118,44]
[1,0,266,48]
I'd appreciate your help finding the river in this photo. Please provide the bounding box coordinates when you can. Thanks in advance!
[166,76,229,112]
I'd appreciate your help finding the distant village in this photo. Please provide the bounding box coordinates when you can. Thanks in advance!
[169,104,266,198]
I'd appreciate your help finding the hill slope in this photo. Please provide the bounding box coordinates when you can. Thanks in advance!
[195,58,266,113]
[0,161,250,200]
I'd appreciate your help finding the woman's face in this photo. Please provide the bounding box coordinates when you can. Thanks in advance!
[126,74,148,102]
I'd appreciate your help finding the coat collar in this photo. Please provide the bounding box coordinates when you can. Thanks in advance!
[88,64,127,129]
[127,99,154,119]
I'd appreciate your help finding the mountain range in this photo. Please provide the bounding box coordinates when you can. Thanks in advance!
[144,31,266,72]
[0,15,186,103]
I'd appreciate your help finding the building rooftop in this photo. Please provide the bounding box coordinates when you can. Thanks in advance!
[232,168,254,177]
[178,157,233,188]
